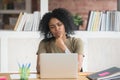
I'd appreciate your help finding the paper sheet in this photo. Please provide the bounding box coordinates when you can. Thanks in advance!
[10,74,37,79]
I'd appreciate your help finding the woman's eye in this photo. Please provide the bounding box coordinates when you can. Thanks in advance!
[58,23,62,26]
[49,26,54,29]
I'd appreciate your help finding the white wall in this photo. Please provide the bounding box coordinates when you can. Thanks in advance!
[8,38,40,72]
[86,38,120,72]
[0,31,41,72]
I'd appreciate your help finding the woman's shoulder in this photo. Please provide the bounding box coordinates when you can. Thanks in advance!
[41,37,55,43]
[68,36,82,42]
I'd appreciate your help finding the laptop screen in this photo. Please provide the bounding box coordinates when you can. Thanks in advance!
[40,53,78,78]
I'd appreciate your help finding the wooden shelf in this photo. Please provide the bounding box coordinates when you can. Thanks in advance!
[0,10,27,14]
[0,0,32,30]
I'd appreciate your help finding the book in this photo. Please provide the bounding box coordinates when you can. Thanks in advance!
[87,11,94,31]
[97,72,120,80]
[100,11,106,31]
[14,12,23,31]
[92,11,102,31]
[16,12,28,31]
[23,13,33,31]
[32,11,40,31]
[87,67,120,80]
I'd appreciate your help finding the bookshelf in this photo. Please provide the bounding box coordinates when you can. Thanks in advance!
[0,0,31,30]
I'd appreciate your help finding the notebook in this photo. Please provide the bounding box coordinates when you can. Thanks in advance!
[40,53,78,78]
[87,67,120,80]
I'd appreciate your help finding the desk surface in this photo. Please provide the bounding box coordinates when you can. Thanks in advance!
[0,72,91,80]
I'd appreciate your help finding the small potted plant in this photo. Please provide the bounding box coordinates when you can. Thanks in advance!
[73,14,83,30]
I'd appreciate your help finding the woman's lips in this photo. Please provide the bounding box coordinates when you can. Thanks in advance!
[54,31,61,37]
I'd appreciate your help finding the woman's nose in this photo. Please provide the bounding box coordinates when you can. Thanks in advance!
[55,26,59,31]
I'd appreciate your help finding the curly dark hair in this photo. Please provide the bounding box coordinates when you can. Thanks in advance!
[39,8,75,39]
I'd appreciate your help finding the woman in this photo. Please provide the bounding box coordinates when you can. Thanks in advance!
[36,8,84,74]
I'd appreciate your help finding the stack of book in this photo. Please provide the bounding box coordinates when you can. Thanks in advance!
[14,11,41,31]
[87,67,120,80]
[87,10,120,32]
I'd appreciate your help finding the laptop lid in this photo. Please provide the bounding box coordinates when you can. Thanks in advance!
[40,53,78,78]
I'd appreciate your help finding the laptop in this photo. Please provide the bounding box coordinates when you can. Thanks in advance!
[40,53,78,78]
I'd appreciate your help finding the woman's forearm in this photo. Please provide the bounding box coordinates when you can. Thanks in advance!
[78,54,83,72]
[36,55,40,74]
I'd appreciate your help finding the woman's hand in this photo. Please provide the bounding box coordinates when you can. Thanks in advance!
[55,34,67,52]
[36,55,40,74]
[78,54,83,72]
[36,64,40,74]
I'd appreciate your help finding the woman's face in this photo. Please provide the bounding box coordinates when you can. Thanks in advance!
[49,18,66,38]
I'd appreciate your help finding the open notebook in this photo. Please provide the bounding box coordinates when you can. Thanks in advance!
[40,53,78,78]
